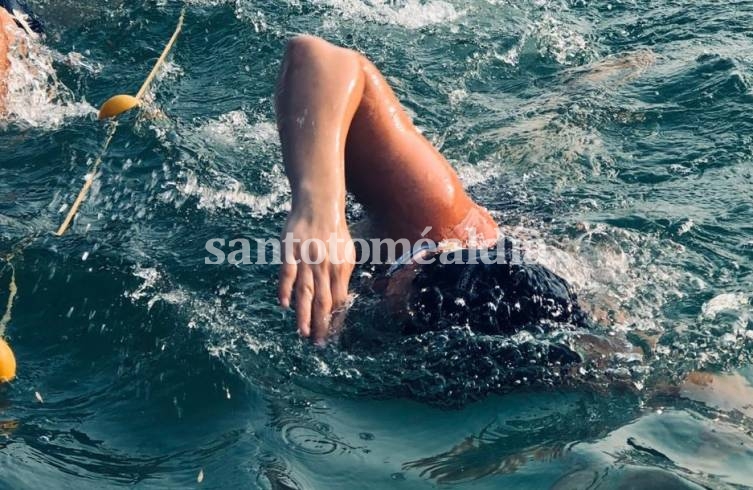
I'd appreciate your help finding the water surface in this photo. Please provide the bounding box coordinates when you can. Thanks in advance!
[1,0,752,488]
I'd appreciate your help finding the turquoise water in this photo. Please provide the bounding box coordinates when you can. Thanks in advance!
[1,0,753,488]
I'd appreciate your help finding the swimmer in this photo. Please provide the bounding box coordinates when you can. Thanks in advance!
[274,35,580,343]
[274,36,753,418]
[0,0,43,111]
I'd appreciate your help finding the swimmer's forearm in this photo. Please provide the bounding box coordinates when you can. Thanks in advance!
[290,182,345,218]
[275,36,364,217]
[279,130,347,215]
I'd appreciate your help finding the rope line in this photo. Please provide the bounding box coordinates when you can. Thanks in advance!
[0,232,44,337]
[0,8,187,378]
[55,121,118,236]
[0,262,17,338]
[55,8,186,237]
[136,10,185,100]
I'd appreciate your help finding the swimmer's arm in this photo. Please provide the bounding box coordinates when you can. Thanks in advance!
[274,37,364,342]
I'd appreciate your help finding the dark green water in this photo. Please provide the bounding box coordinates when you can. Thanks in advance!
[1,0,752,488]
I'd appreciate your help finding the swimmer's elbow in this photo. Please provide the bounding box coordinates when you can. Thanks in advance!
[283,34,359,65]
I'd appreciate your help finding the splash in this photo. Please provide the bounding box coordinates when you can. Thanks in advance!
[198,111,277,147]
[701,293,749,320]
[533,13,589,65]
[126,265,190,310]
[176,170,290,216]
[183,218,692,405]
[168,112,289,216]
[2,33,95,129]
[517,222,689,332]
[309,0,462,29]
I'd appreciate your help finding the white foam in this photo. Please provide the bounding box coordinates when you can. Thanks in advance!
[310,0,462,29]
[183,0,234,6]
[494,7,592,68]
[495,36,526,66]
[198,110,277,147]
[701,293,749,320]
[498,221,691,332]
[447,88,468,106]
[126,265,191,311]
[167,111,288,215]
[57,50,102,75]
[456,159,500,187]
[127,266,161,302]
[678,219,694,235]
[534,13,589,65]
[190,0,461,29]
[176,169,290,216]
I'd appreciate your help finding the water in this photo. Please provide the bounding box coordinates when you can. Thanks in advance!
[1,0,752,487]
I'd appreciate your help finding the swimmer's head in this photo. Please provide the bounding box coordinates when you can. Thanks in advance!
[342,248,643,394]
[396,248,589,336]
[0,0,44,37]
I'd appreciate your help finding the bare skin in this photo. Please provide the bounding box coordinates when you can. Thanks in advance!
[275,35,497,342]
[0,9,16,112]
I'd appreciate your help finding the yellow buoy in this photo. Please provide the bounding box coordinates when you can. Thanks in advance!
[0,338,16,383]
[98,94,141,120]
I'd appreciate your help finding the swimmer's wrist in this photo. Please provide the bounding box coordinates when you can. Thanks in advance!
[291,183,345,213]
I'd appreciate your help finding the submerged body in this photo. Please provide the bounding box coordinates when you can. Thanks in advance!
[0,0,43,36]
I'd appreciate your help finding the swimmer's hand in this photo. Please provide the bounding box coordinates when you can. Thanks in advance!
[278,209,355,344]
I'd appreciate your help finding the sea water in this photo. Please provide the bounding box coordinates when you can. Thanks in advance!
[0,0,752,488]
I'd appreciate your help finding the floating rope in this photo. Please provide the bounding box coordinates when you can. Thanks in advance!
[135,9,185,102]
[0,237,31,382]
[54,121,118,236]
[0,233,39,337]
[0,262,16,338]
[55,8,186,237]
[0,9,188,383]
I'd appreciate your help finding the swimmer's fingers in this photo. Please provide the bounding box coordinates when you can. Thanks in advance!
[331,238,355,310]
[278,254,298,309]
[311,268,333,344]
[330,268,349,311]
[293,266,314,337]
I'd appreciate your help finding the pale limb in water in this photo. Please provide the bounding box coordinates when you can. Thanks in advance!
[676,370,753,418]
[0,8,17,112]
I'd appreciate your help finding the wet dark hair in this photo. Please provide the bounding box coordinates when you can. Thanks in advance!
[1,0,44,35]
[403,248,589,336]
[340,248,636,397]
